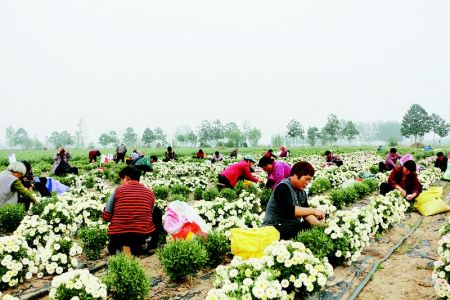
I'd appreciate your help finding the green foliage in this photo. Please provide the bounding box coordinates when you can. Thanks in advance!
[202,187,219,201]
[296,227,334,260]
[258,188,272,210]
[400,104,431,142]
[352,182,370,198]
[362,178,379,192]
[31,195,58,216]
[170,184,190,198]
[369,164,379,174]
[104,253,151,300]
[170,193,188,201]
[84,175,95,189]
[78,226,109,260]
[193,187,204,200]
[153,185,170,200]
[219,188,237,201]
[200,232,231,268]
[329,187,357,208]
[234,181,246,194]
[309,177,332,195]
[0,204,26,232]
[157,238,208,281]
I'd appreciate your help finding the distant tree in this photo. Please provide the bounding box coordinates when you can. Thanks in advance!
[142,128,156,146]
[198,120,213,146]
[400,104,431,143]
[341,121,359,142]
[123,127,138,146]
[247,128,262,147]
[286,119,304,145]
[48,131,73,147]
[30,136,45,149]
[108,131,119,146]
[271,134,283,147]
[225,122,243,147]
[154,127,167,145]
[430,113,450,145]
[321,114,341,145]
[5,126,15,147]
[185,130,197,146]
[374,121,402,144]
[211,119,225,144]
[13,128,31,148]
[74,117,88,148]
[306,127,320,147]
[98,133,111,147]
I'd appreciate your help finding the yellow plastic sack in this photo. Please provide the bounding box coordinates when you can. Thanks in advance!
[230,226,280,259]
[414,187,450,216]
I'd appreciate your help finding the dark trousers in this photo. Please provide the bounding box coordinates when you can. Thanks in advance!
[218,174,233,190]
[379,182,394,195]
[273,221,311,240]
[54,166,78,176]
[115,153,126,163]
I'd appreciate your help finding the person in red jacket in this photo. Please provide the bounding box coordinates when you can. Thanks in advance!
[218,155,263,189]
[102,166,161,255]
[379,160,422,201]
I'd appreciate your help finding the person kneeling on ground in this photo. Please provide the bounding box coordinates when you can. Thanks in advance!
[52,147,78,175]
[324,150,343,167]
[102,166,162,256]
[379,147,402,172]
[88,150,101,163]
[258,156,291,190]
[262,161,325,240]
[379,160,422,201]
[435,151,448,172]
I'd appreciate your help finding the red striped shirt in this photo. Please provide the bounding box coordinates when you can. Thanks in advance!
[102,181,155,235]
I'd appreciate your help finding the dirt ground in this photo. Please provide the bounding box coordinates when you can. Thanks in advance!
[5,182,449,300]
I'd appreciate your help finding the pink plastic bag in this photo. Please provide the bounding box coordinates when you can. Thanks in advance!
[163,201,210,235]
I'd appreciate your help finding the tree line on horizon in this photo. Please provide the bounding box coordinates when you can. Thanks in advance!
[3,104,449,149]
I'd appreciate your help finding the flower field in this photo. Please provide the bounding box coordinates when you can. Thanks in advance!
[0,148,448,299]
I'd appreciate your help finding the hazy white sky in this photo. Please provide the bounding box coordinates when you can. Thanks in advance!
[1,1,449,145]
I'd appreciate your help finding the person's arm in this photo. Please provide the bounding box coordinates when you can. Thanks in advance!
[387,168,407,197]
[406,176,422,200]
[274,185,325,220]
[304,215,324,226]
[102,191,116,221]
[385,154,396,168]
[11,180,37,204]
[242,165,260,183]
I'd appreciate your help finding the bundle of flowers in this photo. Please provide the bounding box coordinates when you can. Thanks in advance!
[0,235,37,289]
[179,175,209,191]
[14,215,53,249]
[308,195,337,216]
[49,269,107,299]
[93,176,110,194]
[71,198,104,228]
[36,236,82,277]
[367,191,409,232]
[207,240,333,299]
[432,216,450,299]
[418,167,442,190]
[40,200,77,236]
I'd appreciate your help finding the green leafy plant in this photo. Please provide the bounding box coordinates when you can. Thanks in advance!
[352,182,370,198]
[329,189,346,209]
[369,164,379,174]
[296,227,334,260]
[78,226,109,260]
[170,193,188,201]
[200,232,230,267]
[84,175,95,189]
[0,204,26,232]
[258,188,272,210]
[309,177,332,195]
[362,178,379,192]
[153,185,170,200]
[193,187,204,200]
[170,184,190,198]
[157,238,208,281]
[202,187,219,201]
[219,188,237,201]
[31,195,58,216]
[103,252,150,300]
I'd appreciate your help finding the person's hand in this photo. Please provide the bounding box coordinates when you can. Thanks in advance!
[314,209,325,220]
[406,193,417,201]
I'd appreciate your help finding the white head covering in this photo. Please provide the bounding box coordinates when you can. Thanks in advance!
[7,161,26,175]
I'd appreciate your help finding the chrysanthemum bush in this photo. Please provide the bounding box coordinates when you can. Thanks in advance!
[49,269,107,300]
[78,225,109,261]
[40,200,77,236]
[432,216,450,299]
[36,236,82,277]
[207,240,334,299]
[0,235,36,289]
[71,198,104,228]
[418,167,443,190]
[14,215,53,249]
[0,204,26,233]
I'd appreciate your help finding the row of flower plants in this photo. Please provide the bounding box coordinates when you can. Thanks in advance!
[433,216,450,299]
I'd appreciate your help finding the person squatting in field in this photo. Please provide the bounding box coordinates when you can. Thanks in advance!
[211,151,224,163]
[88,150,101,163]
[324,150,343,167]
[434,151,448,172]
[262,161,325,240]
[52,147,78,175]
[102,165,162,255]
[379,159,422,201]
[379,147,402,172]
[163,146,177,162]
[218,155,263,189]
[0,161,37,208]
[258,156,291,190]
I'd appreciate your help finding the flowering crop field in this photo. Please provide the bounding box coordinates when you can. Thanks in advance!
[0,148,448,299]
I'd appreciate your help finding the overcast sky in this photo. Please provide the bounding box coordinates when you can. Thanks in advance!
[1,1,449,145]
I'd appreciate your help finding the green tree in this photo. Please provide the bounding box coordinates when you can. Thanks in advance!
[108,131,119,146]
[123,127,138,146]
[321,114,341,145]
[98,133,111,147]
[400,104,431,143]
[13,128,31,148]
[5,126,15,147]
[374,121,402,144]
[142,128,156,146]
[48,131,73,147]
[225,122,243,147]
[286,119,304,145]
[154,127,167,145]
[306,127,320,147]
[430,113,450,145]
[247,128,262,147]
[271,134,283,147]
[341,121,359,143]
[198,120,213,146]
[74,117,88,148]
[211,119,225,144]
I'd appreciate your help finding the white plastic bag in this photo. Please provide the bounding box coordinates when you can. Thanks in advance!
[163,201,210,234]
[8,153,16,164]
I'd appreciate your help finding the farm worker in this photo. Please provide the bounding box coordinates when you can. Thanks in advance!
[324,150,343,167]
[379,160,422,201]
[88,150,101,163]
[211,151,224,163]
[102,166,162,255]
[264,149,278,159]
[262,161,325,240]
[132,155,158,175]
[51,147,78,175]
[434,152,448,172]
[115,143,127,163]
[163,146,177,162]
[258,156,291,190]
[279,146,289,158]
[194,149,206,159]
[218,155,263,189]
[0,161,37,208]
[379,147,402,172]
[126,149,144,165]
[230,148,238,159]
